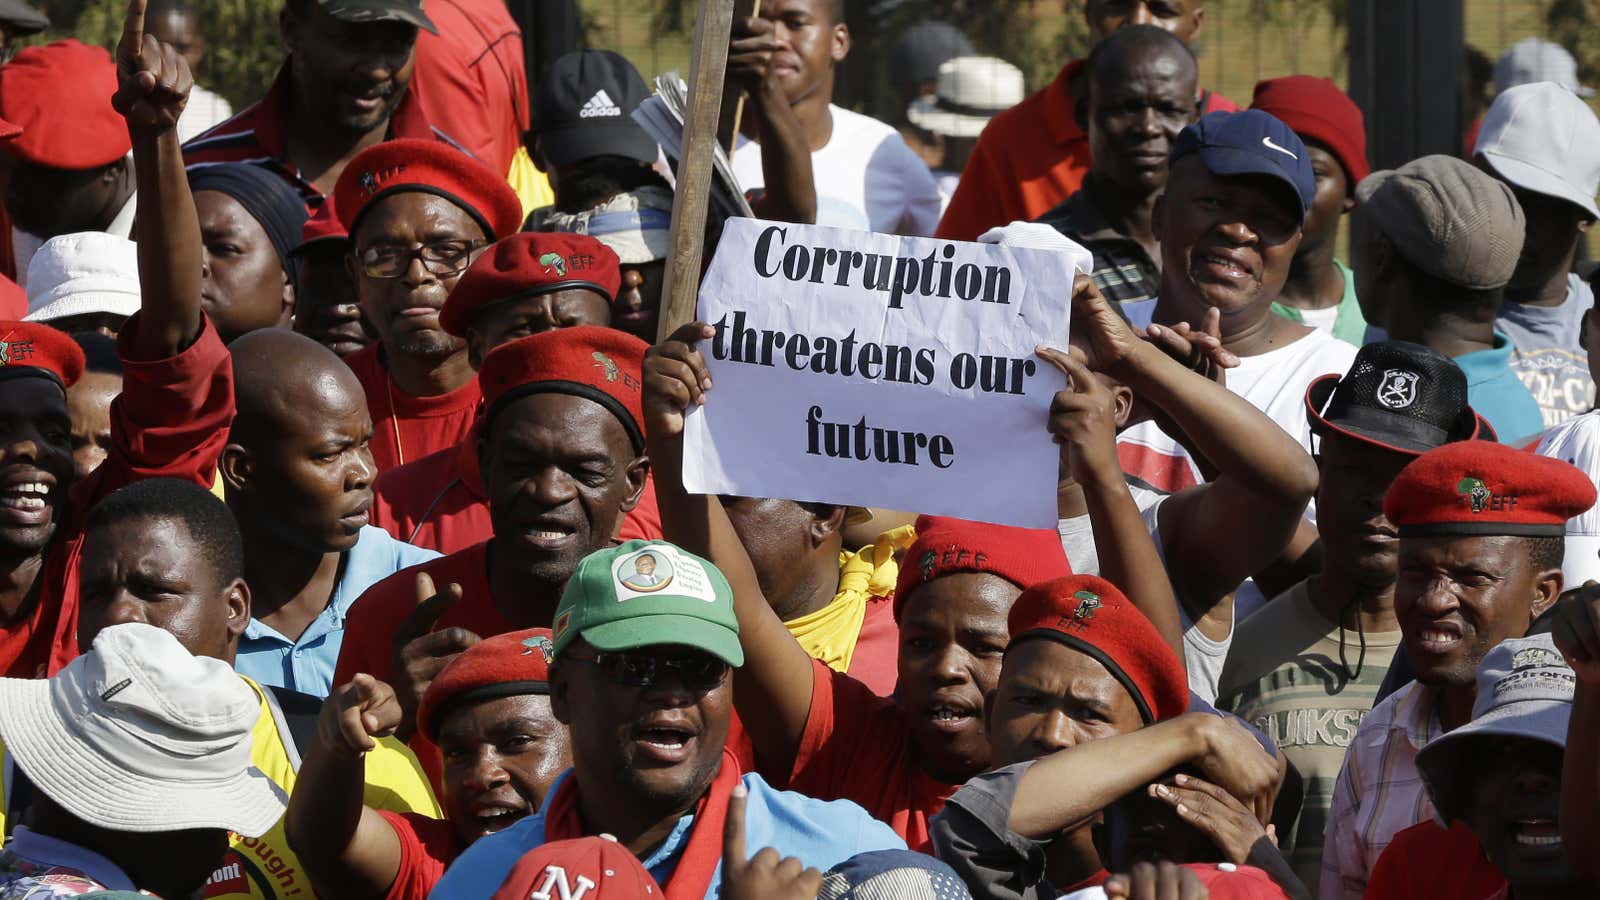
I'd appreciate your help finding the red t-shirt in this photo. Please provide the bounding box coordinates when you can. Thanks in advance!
[0,316,233,677]
[371,421,663,555]
[412,0,530,179]
[844,595,899,697]
[935,60,1237,242]
[343,344,481,473]
[1363,820,1505,900]
[378,810,463,900]
[337,540,509,789]
[780,658,956,851]
[0,275,24,319]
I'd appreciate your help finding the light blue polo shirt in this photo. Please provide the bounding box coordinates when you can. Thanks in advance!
[235,526,439,697]
[1457,330,1545,446]
[428,769,906,899]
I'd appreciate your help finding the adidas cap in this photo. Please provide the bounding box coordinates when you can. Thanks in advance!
[551,541,743,666]
[535,50,658,167]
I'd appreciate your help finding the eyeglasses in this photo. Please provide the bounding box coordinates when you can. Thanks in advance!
[359,239,484,279]
[563,648,729,690]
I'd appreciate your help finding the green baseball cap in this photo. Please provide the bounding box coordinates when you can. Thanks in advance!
[552,540,744,667]
[319,0,437,33]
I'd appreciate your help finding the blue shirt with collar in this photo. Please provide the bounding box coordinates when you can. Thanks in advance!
[428,769,907,899]
[235,525,439,697]
[1455,330,1545,446]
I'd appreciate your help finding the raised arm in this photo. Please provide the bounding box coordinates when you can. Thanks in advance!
[1005,712,1276,838]
[643,323,816,774]
[286,675,407,900]
[1103,303,1318,613]
[113,0,205,359]
[1038,324,1184,664]
[727,17,816,225]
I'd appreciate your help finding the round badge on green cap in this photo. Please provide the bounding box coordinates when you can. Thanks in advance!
[552,540,744,666]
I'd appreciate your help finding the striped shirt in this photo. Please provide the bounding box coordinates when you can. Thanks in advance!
[1216,578,1402,893]
[1318,680,1443,900]
[182,66,468,211]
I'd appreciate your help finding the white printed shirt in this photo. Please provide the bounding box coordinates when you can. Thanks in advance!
[1319,681,1444,900]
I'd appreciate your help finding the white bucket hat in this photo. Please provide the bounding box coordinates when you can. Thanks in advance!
[1534,412,1600,586]
[0,622,285,837]
[23,232,141,324]
[1475,81,1600,220]
[907,56,1025,139]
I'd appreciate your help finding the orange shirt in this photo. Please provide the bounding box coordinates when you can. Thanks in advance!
[936,61,1238,242]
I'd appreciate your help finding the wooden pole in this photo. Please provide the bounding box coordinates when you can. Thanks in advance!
[716,0,762,154]
[656,0,737,342]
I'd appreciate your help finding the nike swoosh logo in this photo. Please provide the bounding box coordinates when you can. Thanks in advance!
[1262,136,1298,160]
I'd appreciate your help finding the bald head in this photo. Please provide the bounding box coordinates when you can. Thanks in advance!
[230,328,368,441]
[223,329,377,554]
[1087,23,1197,95]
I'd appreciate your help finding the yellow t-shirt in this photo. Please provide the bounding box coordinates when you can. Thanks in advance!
[0,676,441,899]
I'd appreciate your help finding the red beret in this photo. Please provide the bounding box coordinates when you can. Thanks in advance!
[418,628,554,743]
[489,836,660,900]
[1384,440,1597,538]
[1251,75,1370,186]
[894,515,1072,620]
[0,321,84,389]
[440,233,622,336]
[1006,574,1188,725]
[0,40,130,170]
[333,138,524,242]
[295,199,348,253]
[478,325,647,452]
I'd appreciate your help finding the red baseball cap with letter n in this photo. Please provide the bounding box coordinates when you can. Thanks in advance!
[489,835,660,900]
[1384,440,1596,538]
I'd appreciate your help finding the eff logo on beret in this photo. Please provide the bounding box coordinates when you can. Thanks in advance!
[1457,476,1516,514]
[0,337,35,366]
[359,164,408,198]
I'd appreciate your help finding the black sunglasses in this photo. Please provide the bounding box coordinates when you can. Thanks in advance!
[563,648,729,690]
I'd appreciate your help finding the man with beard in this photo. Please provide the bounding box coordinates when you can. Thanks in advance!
[287,629,571,900]
[332,138,523,472]
[224,328,438,696]
[0,0,235,677]
[370,231,662,555]
[427,540,906,897]
[182,0,461,207]
[1320,441,1593,899]
[1037,26,1199,311]
[335,325,649,785]
[1217,341,1489,890]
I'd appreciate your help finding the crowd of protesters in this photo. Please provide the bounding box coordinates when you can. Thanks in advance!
[0,0,1599,897]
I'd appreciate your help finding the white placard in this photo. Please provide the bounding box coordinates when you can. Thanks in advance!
[681,219,1088,529]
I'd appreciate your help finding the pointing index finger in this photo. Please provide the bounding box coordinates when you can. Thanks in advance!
[723,783,749,867]
[119,0,148,65]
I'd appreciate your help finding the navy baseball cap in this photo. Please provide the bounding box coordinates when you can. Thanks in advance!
[1171,109,1317,221]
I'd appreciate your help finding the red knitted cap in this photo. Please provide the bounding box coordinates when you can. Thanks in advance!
[0,321,84,389]
[478,325,648,452]
[0,40,129,169]
[894,515,1072,620]
[440,232,621,336]
[489,836,660,900]
[1384,440,1596,538]
[1251,75,1370,185]
[417,628,554,743]
[1006,574,1189,725]
[334,138,524,241]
